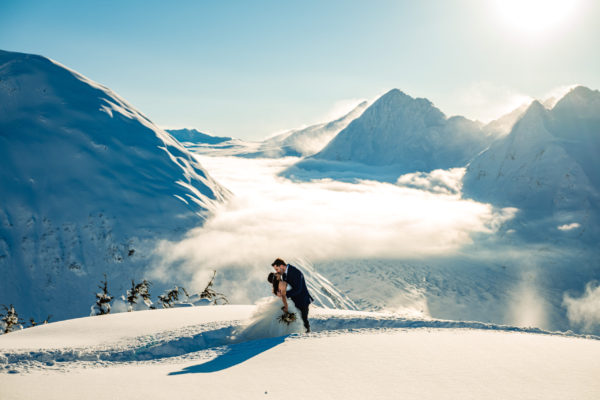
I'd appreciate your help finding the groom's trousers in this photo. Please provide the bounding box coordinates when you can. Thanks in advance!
[297,304,310,332]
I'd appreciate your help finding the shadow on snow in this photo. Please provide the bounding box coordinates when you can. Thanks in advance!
[168,335,286,374]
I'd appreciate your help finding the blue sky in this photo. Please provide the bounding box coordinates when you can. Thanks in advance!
[1,0,599,140]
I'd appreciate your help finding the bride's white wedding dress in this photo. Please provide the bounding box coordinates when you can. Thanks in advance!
[234,295,305,341]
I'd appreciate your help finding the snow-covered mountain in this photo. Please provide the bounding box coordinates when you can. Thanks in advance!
[243,101,368,158]
[462,86,600,241]
[185,101,368,159]
[304,89,496,174]
[166,128,232,145]
[0,50,230,322]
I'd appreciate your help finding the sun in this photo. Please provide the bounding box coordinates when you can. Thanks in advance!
[493,0,581,35]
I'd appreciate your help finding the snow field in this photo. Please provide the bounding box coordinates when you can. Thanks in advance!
[1,327,599,400]
[1,305,599,399]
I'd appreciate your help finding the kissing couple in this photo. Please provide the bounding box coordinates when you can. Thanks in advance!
[235,258,314,340]
[269,258,313,333]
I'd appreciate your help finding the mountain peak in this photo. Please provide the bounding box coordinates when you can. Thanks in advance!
[518,100,548,123]
[375,89,420,104]
[562,85,598,101]
[552,85,600,116]
[365,89,443,123]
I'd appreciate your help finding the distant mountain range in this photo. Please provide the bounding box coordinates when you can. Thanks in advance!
[185,101,368,158]
[167,128,232,144]
[244,101,369,158]
[304,89,500,173]
[0,50,229,321]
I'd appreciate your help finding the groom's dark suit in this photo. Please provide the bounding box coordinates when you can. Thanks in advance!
[283,264,313,332]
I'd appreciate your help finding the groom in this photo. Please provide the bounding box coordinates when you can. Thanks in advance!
[272,258,313,333]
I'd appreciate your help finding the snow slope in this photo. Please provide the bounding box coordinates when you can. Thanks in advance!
[462,86,600,242]
[1,305,599,399]
[0,50,229,322]
[293,89,496,178]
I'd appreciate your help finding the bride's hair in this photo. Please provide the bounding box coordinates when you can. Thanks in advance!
[267,272,279,295]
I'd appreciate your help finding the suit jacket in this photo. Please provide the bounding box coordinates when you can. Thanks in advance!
[284,264,313,307]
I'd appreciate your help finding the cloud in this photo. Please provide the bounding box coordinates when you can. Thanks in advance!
[319,98,367,122]
[563,281,600,332]
[557,222,581,231]
[448,82,533,123]
[507,270,549,329]
[150,156,515,301]
[396,168,465,195]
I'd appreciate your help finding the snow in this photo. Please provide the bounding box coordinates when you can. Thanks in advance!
[1,305,599,399]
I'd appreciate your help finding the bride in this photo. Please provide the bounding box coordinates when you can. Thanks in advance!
[234,272,305,340]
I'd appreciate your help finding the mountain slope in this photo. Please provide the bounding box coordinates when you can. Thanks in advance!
[248,101,368,158]
[462,86,600,240]
[306,89,494,174]
[0,50,229,321]
[483,102,531,137]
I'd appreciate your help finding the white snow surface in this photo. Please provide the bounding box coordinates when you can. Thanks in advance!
[1,305,599,399]
[0,50,229,321]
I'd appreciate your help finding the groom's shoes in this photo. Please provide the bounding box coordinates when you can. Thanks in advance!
[305,327,311,333]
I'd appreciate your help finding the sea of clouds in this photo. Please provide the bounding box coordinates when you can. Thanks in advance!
[151,156,515,300]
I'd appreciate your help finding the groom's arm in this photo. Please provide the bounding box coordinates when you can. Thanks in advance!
[285,269,303,298]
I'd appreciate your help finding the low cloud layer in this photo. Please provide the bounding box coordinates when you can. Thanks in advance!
[563,281,600,332]
[151,157,514,298]
[449,81,533,122]
[396,168,466,195]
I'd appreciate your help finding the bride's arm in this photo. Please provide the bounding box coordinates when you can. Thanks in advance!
[278,280,289,312]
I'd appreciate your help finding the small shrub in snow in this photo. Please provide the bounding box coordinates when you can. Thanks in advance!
[136,279,153,308]
[158,286,189,308]
[29,315,52,327]
[0,304,24,334]
[199,270,229,305]
[91,274,113,316]
[122,279,153,311]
